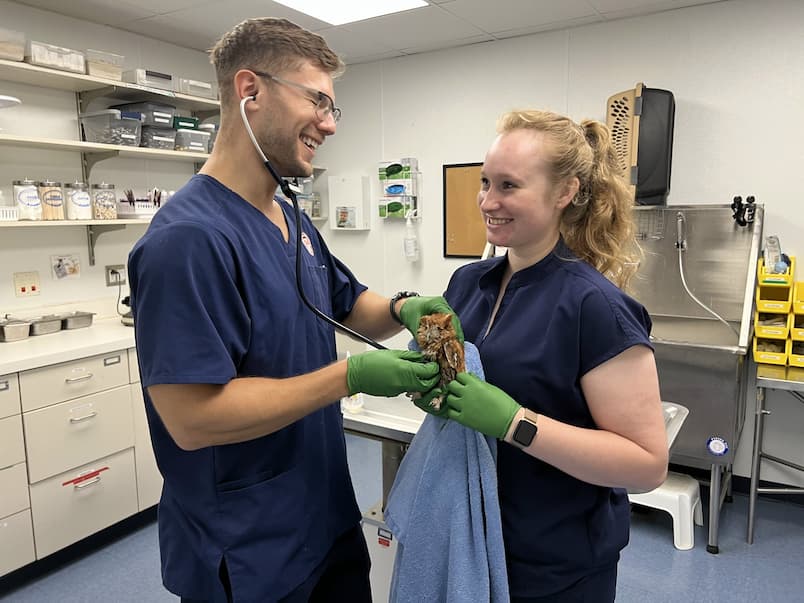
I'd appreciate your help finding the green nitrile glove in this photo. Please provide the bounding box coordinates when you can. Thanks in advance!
[411,386,450,418]
[346,350,440,397]
[445,372,521,439]
[398,296,464,344]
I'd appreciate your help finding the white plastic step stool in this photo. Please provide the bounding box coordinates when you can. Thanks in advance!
[629,471,703,550]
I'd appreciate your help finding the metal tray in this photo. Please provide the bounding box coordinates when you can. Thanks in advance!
[0,319,31,342]
[58,311,95,330]
[28,315,62,336]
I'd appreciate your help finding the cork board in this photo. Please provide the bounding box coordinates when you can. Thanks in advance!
[443,162,486,258]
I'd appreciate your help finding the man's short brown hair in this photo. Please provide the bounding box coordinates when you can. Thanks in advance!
[209,18,343,107]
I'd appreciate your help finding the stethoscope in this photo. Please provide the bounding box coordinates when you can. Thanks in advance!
[238,95,386,350]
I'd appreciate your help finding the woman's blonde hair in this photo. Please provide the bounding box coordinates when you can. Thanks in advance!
[497,109,639,290]
[209,18,343,109]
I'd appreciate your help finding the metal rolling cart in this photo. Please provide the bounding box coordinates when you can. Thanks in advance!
[747,374,804,543]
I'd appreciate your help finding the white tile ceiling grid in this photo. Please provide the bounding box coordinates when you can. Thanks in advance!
[11,0,728,64]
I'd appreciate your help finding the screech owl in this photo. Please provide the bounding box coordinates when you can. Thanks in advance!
[415,313,465,410]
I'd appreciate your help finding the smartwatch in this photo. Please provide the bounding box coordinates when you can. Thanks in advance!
[512,416,538,448]
[389,291,420,325]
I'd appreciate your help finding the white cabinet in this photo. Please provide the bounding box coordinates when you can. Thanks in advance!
[0,345,163,576]
[128,346,162,510]
[0,391,35,576]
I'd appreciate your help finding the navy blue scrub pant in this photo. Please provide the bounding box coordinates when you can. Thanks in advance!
[510,564,618,603]
[180,524,371,603]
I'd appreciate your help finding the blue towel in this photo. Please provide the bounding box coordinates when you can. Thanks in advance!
[384,342,509,603]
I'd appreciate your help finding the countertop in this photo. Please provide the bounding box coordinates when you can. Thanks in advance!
[0,318,135,374]
[342,393,424,443]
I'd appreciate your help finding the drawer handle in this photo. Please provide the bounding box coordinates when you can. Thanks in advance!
[62,466,109,488]
[74,476,102,490]
[69,411,98,423]
[65,372,94,384]
[0,380,8,392]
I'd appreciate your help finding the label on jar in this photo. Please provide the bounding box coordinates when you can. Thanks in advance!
[39,186,65,221]
[14,184,42,220]
[66,189,92,220]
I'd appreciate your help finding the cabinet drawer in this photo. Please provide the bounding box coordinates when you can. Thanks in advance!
[24,386,134,483]
[0,373,21,419]
[0,509,35,577]
[20,350,128,412]
[30,448,138,559]
[128,347,140,384]
[0,414,24,468]
[0,463,30,519]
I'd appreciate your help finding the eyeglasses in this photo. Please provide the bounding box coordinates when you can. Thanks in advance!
[249,69,341,123]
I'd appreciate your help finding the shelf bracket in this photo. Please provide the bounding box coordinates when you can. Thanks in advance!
[86,223,126,266]
[82,151,120,182]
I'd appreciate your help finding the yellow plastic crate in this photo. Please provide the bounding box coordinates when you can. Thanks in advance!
[753,336,787,366]
[787,366,804,382]
[754,311,789,339]
[791,314,804,342]
[757,363,787,380]
[757,256,795,286]
[788,339,804,368]
[794,282,804,314]
[755,285,793,314]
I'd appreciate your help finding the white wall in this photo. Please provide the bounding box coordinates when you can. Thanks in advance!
[1,0,802,485]
[315,0,804,485]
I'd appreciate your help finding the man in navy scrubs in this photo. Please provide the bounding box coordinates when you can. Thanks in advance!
[128,17,455,602]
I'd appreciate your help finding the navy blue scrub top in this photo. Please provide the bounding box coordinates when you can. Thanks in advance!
[128,175,367,601]
[444,239,653,598]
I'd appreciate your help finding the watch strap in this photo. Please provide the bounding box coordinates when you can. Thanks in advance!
[389,291,420,325]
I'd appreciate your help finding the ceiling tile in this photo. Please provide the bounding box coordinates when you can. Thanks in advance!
[398,33,495,55]
[438,0,597,34]
[316,27,398,64]
[492,15,602,39]
[341,5,486,52]
[14,0,157,25]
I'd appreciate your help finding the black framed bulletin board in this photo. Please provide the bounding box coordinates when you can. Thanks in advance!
[443,162,486,258]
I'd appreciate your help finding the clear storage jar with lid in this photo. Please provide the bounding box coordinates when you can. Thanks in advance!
[91,183,117,220]
[37,180,65,220]
[13,178,42,220]
[65,181,92,220]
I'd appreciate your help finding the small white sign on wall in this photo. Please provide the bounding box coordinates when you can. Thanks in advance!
[328,175,370,231]
[51,254,81,279]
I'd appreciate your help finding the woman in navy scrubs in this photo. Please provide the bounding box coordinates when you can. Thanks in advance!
[439,110,669,602]
[128,18,456,603]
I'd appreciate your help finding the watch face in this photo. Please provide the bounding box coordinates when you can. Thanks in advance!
[513,419,538,447]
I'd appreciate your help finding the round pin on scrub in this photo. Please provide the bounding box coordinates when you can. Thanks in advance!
[706,436,729,456]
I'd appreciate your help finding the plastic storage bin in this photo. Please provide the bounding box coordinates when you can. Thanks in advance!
[794,282,804,315]
[175,128,210,153]
[787,339,804,368]
[199,123,217,152]
[80,109,142,146]
[174,77,217,99]
[112,101,175,127]
[86,49,124,80]
[792,314,804,342]
[754,311,789,339]
[140,126,177,150]
[173,115,199,130]
[0,27,25,61]
[757,257,795,286]
[25,41,85,74]
[122,68,174,91]
[753,337,787,366]
[755,285,793,314]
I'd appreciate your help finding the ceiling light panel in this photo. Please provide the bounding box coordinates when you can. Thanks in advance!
[273,0,428,25]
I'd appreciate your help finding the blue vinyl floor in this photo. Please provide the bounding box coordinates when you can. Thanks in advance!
[2,434,803,602]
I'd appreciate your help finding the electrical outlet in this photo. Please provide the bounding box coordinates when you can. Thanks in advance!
[13,271,41,297]
[105,264,127,287]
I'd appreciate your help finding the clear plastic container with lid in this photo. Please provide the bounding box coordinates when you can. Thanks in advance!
[13,178,42,220]
[91,183,117,220]
[37,180,65,220]
[65,181,92,220]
